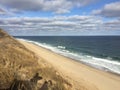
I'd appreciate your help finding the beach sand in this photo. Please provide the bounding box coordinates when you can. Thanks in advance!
[19,40,120,90]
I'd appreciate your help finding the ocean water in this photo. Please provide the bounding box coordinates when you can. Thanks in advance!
[15,36,120,74]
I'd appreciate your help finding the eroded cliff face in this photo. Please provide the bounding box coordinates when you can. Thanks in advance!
[0,29,39,89]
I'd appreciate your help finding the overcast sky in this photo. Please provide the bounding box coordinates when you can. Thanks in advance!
[0,0,120,36]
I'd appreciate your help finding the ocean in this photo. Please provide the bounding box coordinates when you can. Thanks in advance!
[15,36,120,75]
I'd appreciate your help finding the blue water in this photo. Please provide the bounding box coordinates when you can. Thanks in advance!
[15,36,120,74]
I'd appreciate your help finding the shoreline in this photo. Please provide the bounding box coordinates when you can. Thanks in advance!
[35,42,120,76]
[18,38,120,76]
[19,40,120,90]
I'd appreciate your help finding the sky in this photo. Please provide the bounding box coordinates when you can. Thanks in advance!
[0,0,120,36]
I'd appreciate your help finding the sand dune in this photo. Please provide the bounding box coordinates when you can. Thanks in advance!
[0,29,70,89]
[20,40,120,90]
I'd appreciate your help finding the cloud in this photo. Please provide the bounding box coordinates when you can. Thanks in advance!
[0,15,104,35]
[92,1,120,18]
[103,19,120,30]
[0,8,7,14]
[1,15,120,35]
[0,0,95,14]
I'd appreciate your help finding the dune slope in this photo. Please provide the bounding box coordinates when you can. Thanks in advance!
[0,29,71,90]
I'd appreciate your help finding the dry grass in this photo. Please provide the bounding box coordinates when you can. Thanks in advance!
[0,29,39,88]
[0,29,71,90]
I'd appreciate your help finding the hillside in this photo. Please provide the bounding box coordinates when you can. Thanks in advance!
[0,29,39,89]
[0,29,71,90]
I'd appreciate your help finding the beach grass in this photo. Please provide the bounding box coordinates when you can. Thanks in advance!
[0,29,71,89]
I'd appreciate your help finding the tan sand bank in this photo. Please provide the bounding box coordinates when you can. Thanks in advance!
[19,40,120,90]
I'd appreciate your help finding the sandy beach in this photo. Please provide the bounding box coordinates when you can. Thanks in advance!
[20,40,120,90]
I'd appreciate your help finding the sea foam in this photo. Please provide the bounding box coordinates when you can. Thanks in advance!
[17,38,120,75]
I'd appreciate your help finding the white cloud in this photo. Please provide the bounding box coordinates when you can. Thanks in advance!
[1,15,119,35]
[92,1,120,17]
[0,15,104,35]
[103,19,120,30]
[0,0,95,14]
[0,8,7,14]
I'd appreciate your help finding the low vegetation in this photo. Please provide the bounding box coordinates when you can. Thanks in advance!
[0,29,71,90]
